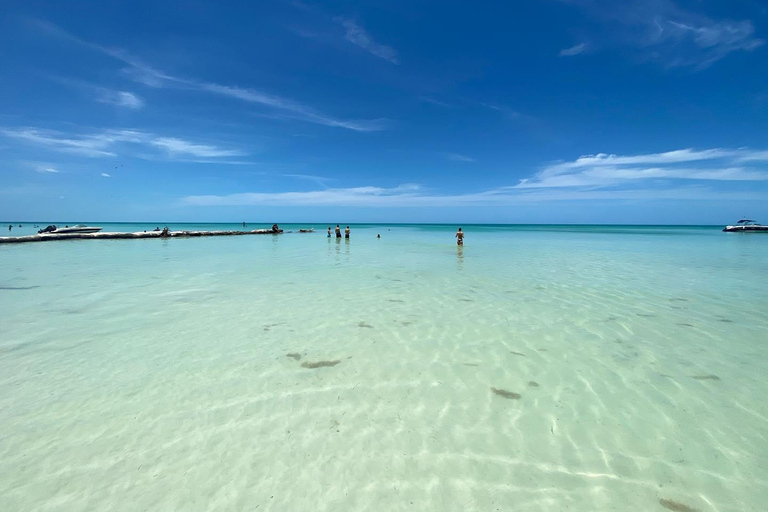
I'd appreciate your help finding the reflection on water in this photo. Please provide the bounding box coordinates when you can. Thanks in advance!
[456,245,464,271]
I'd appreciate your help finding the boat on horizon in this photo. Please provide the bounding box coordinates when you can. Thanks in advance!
[723,219,768,232]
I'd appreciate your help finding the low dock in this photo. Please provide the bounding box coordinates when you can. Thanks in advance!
[0,229,285,244]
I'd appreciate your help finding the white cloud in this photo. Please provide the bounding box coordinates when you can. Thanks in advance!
[21,161,64,174]
[281,174,334,186]
[97,90,144,109]
[184,184,422,207]
[561,0,764,68]
[420,96,453,108]
[518,148,768,188]
[150,137,247,158]
[180,146,768,208]
[30,19,174,86]
[446,153,475,163]
[540,149,739,177]
[559,43,588,56]
[737,151,768,162]
[1,128,119,157]
[32,20,385,131]
[181,182,764,208]
[199,83,387,132]
[101,172,111,178]
[336,18,399,64]
[479,102,522,118]
[1,127,248,161]
[48,76,145,110]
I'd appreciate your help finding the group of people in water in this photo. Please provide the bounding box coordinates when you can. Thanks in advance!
[322,224,465,245]
[327,225,351,239]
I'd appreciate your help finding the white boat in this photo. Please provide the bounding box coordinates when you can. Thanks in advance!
[723,219,768,232]
[52,225,103,234]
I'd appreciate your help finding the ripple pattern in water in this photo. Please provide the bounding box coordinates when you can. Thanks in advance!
[0,225,767,511]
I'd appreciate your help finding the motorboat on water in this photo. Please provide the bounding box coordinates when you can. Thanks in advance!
[55,225,103,234]
[723,219,768,232]
[38,224,103,234]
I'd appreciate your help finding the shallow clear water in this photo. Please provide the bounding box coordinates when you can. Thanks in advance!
[1,224,767,511]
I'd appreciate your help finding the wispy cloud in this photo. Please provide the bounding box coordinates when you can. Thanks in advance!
[100,172,112,178]
[198,83,387,131]
[31,20,385,131]
[517,148,768,188]
[30,19,174,86]
[736,151,768,162]
[419,96,453,108]
[1,127,248,161]
[149,137,247,158]
[182,146,768,207]
[335,18,399,64]
[479,102,522,118]
[49,76,145,110]
[559,43,588,56]
[1,128,123,157]
[21,160,64,174]
[182,182,764,208]
[446,153,475,163]
[281,173,334,186]
[97,90,144,109]
[561,0,764,68]
[184,184,422,207]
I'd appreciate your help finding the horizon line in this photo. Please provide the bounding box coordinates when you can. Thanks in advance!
[2,220,730,227]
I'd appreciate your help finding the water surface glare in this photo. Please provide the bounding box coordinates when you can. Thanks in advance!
[1,224,766,511]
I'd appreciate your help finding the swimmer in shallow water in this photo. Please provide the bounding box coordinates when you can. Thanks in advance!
[327,227,332,238]
[455,227,464,246]
[345,226,350,239]
[335,225,341,238]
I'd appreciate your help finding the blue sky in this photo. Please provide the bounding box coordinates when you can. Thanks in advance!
[1,0,767,224]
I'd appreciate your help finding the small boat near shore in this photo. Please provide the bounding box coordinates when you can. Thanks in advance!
[38,225,103,234]
[723,219,768,232]
[55,225,103,234]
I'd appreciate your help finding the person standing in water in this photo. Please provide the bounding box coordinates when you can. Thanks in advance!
[344,226,350,239]
[327,227,332,238]
[335,225,342,238]
[455,227,464,246]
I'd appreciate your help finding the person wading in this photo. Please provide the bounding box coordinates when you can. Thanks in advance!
[455,227,464,246]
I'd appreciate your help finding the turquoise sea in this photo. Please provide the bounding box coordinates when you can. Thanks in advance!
[1,223,767,511]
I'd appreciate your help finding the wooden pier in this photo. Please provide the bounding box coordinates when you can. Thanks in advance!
[0,229,285,244]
